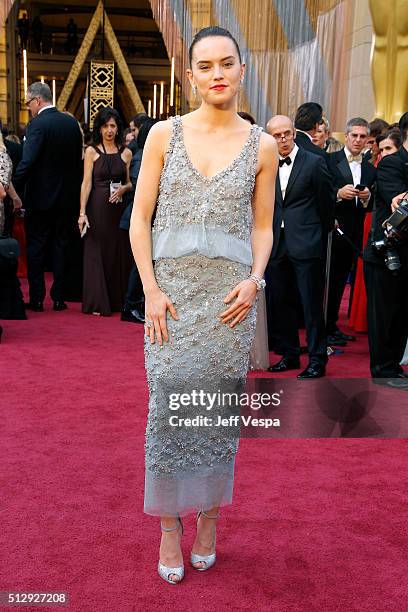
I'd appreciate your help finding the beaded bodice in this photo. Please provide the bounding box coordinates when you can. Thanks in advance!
[152,116,262,265]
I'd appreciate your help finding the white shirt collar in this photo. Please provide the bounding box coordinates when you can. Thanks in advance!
[344,146,352,159]
[296,129,314,142]
[280,143,299,162]
[38,105,54,115]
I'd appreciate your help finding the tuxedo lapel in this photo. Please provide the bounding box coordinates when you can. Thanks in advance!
[337,150,354,184]
[276,173,284,206]
[284,148,304,201]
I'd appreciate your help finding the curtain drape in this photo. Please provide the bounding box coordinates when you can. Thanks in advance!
[150,0,352,129]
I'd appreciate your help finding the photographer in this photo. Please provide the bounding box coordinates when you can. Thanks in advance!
[363,114,408,387]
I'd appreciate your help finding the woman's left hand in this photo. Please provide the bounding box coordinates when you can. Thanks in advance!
[109,185,125,204]
[219,279,257,328]
[12,196,23,211]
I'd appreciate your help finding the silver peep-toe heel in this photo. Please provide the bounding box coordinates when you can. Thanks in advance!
[158,517,184,584]
[190,510,219,571]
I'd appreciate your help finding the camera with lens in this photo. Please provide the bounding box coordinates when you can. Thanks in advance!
[371,199,408,273]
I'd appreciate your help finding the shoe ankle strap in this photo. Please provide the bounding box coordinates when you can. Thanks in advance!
[161,517,183,533]
[160,523,178,532]
[201,510,220,520]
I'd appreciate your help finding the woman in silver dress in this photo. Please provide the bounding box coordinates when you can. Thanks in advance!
[130,26,278,584]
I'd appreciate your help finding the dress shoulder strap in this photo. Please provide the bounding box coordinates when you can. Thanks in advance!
[246,125,263,182]
[162,115,182,166]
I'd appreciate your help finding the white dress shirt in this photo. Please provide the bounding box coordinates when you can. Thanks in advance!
[279,143,299,199]
[295,129,314,142]
[38,105,54,116]
[279,143,299,227]
[344,146,362,186]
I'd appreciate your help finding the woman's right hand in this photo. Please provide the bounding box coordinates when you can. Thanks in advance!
[78,213,89,234]
[145,287,178,346]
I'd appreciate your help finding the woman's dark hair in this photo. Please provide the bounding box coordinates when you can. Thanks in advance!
[189,26,241,66]
[92,107,123,146]
[238,111,256,125]
[131,112,149,130]
[368,118,389,138]
[294,102,323,132]
[377,128,403,149]
[398,112,408,141]
[137,118,157,149]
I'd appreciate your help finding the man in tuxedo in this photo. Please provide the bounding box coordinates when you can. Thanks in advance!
[294,102,329,164]
[266,115,334,378]
[363,112,408,388]
[326,118,376,344]
[13,82,83,311]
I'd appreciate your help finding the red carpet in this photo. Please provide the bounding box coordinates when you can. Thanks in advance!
[1,280,407,611]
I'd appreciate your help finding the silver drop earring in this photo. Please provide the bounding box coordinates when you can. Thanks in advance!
[192,85,197,97]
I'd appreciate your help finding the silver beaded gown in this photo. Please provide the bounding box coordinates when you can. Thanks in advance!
[144,116,262,517]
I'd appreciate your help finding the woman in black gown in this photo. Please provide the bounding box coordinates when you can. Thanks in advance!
[78,108,133,316]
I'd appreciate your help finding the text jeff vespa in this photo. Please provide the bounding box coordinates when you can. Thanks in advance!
[168,390,282,429]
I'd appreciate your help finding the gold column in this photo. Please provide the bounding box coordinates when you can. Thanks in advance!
[0,23,8,124]
[369,0,408,123]
[185,0,212,111]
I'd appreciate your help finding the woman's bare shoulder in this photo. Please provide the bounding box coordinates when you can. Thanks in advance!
[258,131,278,160]
[84,144,99,161]
[122,146,133,161]
[144,119,174,158]
[149,119,173,141]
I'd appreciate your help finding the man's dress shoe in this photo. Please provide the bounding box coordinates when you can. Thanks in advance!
[327,334,347,347]
[268,357,300,372]
[297,363,326,379]
[53,301,68,311]
[25,301,44,312]
[121,308,145,324]
[333,329,356,342]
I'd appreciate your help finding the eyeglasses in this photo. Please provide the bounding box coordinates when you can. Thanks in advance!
[25,96,38,107]
[272,131,294,142]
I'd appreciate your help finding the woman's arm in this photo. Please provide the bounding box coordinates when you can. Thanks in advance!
[130,121,178,345]
[220,132,278,327]
[0,182,6,200]
[110,148,133,203]
[250,132,278,277]
[78,147,96,232]
[5,181,23,211]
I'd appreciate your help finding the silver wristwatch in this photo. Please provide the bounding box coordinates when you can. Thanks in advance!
[248,274,266,291]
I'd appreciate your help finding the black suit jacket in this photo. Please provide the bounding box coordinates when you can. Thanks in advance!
[271,146,334,260]
[328,148,376,242]
[13,107,83,212]
[295,130,330,166]
[364,146,408,267]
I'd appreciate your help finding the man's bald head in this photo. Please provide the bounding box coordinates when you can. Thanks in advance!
[266,115,294,134]
[266,115,296,157]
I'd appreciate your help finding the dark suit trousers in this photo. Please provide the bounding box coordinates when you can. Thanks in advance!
[25,208,70,303]
[364,259,408,377]
[267,232,327,364]
[326,231,356,333]
[123,264,144,310]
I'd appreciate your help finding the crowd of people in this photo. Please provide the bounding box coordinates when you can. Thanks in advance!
[0,80,407,387]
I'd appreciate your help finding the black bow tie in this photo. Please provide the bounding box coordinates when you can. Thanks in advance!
[279,157,292,167]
